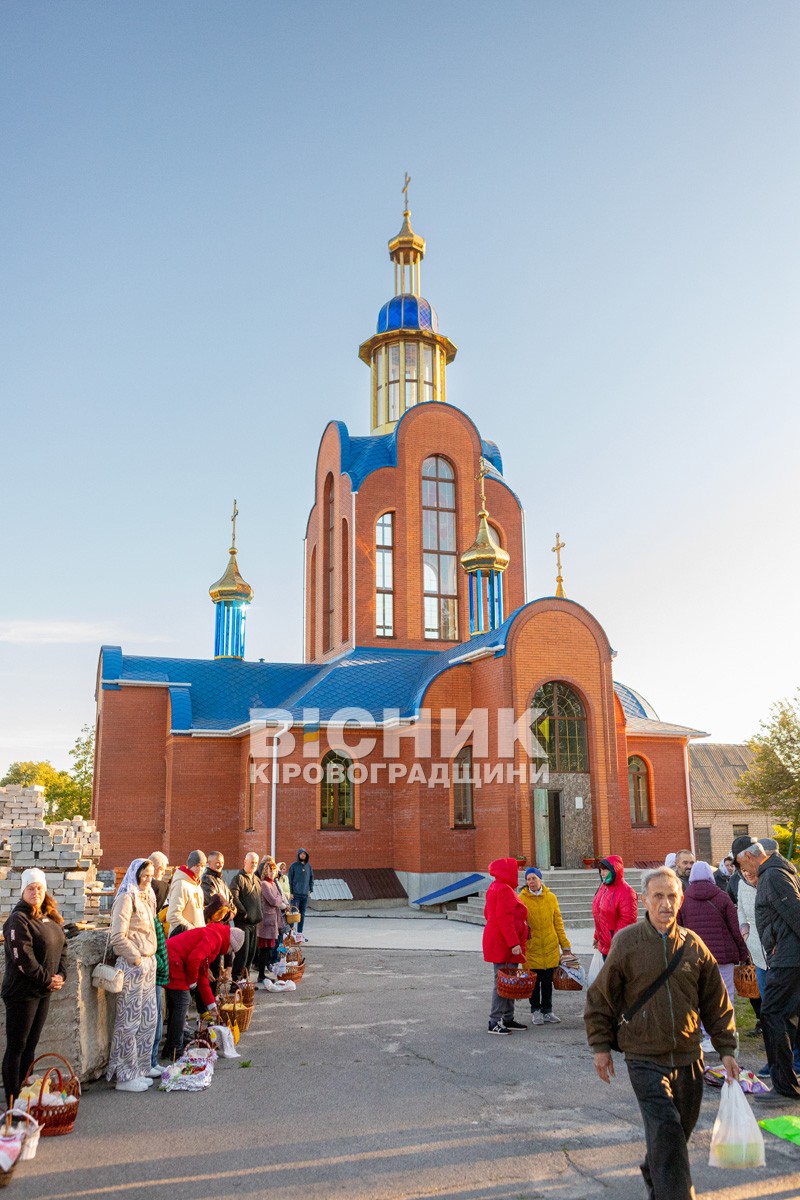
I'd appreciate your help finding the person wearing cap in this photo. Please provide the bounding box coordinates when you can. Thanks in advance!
[1,869,67,1105]
[166,850,207,937]
[591,855,638,960]
[163,923,244,1060]
[732,835,800,1103]
[517,867,572,1025]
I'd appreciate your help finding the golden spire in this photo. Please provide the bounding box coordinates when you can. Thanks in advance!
[388,171,426,271]
[460,459,510,575]
[209,500,254,605]
[552,532,566,598]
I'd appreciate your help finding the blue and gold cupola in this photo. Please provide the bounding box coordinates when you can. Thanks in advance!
[359,177,457,434]
[461,461,510,636]
[209,501,253,659]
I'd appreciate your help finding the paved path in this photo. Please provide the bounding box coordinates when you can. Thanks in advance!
[306,913,597,954]
[11,923,800,1199]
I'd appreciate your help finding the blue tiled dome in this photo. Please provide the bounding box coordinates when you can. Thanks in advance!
[377,294,439,335]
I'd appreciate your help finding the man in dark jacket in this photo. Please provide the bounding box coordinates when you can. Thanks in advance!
[585,866,738,1200]
[733,835,800,1101]
[201,852,235,983]
[288,849,314,936]
[230,852,262,979]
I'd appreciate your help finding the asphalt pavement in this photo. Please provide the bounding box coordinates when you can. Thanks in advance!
[11,914,800,1200]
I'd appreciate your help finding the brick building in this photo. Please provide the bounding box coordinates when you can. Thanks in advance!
[93,203,706,899]
[689,743,774,865]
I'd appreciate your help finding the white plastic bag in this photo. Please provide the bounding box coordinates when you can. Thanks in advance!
[587,950,604,988]
[209,1024,239,1058]
[709,1079,766,1168]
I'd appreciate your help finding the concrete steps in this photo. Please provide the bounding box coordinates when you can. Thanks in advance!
[447,868,647,928]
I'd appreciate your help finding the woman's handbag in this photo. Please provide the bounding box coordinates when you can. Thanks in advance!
[91,929,123,993]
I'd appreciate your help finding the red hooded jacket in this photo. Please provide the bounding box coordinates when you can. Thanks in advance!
[166,923,230,1010]
[482,858,529,964]
[591,855,638,956]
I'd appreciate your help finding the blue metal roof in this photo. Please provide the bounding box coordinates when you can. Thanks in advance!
[377,294,438,334]
[613,681,660,721]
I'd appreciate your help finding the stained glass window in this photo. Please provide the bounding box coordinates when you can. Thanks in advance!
[531,682,588,772]
[320,751,354,829]
[422,456,458,640]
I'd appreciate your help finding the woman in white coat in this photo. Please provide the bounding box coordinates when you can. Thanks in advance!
[106,858,160,1092]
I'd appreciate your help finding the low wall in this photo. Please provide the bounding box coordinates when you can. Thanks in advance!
[0,929,115,1084]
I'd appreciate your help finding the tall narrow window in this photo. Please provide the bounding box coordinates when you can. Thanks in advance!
[375,346,386,427]
[388,344,400,422]
[628,756,651,826]
[422,456,458,640]
[404,343,418,408]
[341,519,349,643]
[323,476,335,652]
[320,751,354,829]
[376,512,394,637]
[531,682,588,772]
[422,346,434,402]
[453,746,474,827]
[247,757,255,831]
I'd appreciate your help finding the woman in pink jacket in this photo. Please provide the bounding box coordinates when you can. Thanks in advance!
[482,857,529,1035]
[255,863,287,988]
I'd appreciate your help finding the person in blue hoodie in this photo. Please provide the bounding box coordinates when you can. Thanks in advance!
[288,849,314,937]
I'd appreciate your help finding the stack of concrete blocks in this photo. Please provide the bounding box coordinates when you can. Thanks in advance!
[0,786,103,923]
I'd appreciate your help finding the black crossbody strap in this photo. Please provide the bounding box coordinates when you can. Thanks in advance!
[620,940,687,1025]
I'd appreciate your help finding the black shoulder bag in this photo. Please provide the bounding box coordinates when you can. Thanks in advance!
[610,939,687,1051]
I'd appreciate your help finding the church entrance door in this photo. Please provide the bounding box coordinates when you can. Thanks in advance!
[548,790,563,867]
[533,788,564,869]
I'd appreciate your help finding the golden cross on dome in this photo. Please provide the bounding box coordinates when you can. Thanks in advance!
[231,499,239,549]
[552,532,566,598]
[476,457,490,511]
[402,172,411,212]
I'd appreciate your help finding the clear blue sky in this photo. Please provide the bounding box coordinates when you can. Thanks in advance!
[2,1,798,768]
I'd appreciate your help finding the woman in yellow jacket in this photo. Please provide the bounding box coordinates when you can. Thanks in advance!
[518,867,571,1025]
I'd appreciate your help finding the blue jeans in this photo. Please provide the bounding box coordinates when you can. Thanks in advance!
[295,893,309,933]
[151,987,163,1068]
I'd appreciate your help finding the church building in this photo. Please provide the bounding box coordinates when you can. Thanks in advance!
[93,199,705,899]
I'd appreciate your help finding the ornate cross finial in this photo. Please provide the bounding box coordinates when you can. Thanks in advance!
[402,172,411,212]
[476,457,490,512]
[231,499,239,550]
[552,532,566,598]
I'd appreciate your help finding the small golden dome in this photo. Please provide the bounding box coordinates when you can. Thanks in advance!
[388,210,426,261]
[209,547,254,605]
[460,513,510,575]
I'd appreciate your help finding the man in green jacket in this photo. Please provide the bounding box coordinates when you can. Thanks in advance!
[584,866,738,1200]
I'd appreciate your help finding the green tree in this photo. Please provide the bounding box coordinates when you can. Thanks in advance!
[1,724,95,821]
[737,691,800,858]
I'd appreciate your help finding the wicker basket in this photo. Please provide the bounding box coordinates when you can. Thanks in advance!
[495,968,535,1000]
[21,1054,80,1137]
[284,906,301,925]
[284,947,303,963]
[4,1111,41,1162]
[219,988,254,1033]
[734,963,760,999]
[282,958,305,983]
[238,980,255,1006]
[553,965,582,992]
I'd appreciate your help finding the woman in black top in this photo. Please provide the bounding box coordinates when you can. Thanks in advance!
[2,868,67,1104]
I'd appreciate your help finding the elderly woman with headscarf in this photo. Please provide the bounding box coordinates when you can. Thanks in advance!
[106,858,160,1092]
[1,869,67,1105]
[678,860,749,1051]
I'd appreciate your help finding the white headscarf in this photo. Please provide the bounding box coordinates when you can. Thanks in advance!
[116,857,155,911]
[718,857,733,877]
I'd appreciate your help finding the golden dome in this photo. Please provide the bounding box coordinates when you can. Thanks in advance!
[388,210,426,261]
[209,547,254,605]
[460,512,510,575]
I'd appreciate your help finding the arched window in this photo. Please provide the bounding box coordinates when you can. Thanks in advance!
[322,475,334,652]
[628,756,651,826]
[453,746,474,827]
[320,751,354,829]
[531,682,588,772]
[376,512,394,637]
[308,545,317,659]
[247,757,255,831]
[422,455,458,641]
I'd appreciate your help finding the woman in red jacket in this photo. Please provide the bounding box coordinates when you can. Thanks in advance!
[163,924,244,1060]
[591,855,638,958]
[482,857,529,1035]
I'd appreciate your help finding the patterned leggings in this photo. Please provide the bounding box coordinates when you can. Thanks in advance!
[106,957,157,1083]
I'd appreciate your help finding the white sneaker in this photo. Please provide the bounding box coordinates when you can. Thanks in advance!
[531,1011,545,1026]
[115,1078,150,1092]
[141,1077,154,1087]
[147,1066,163,1078]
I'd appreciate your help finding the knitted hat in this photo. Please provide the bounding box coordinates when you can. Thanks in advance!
[525,867,542,880]
[229,927,245,953]
[20,868,47,894]
[731,835,757,862]
[688,861,715,884]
